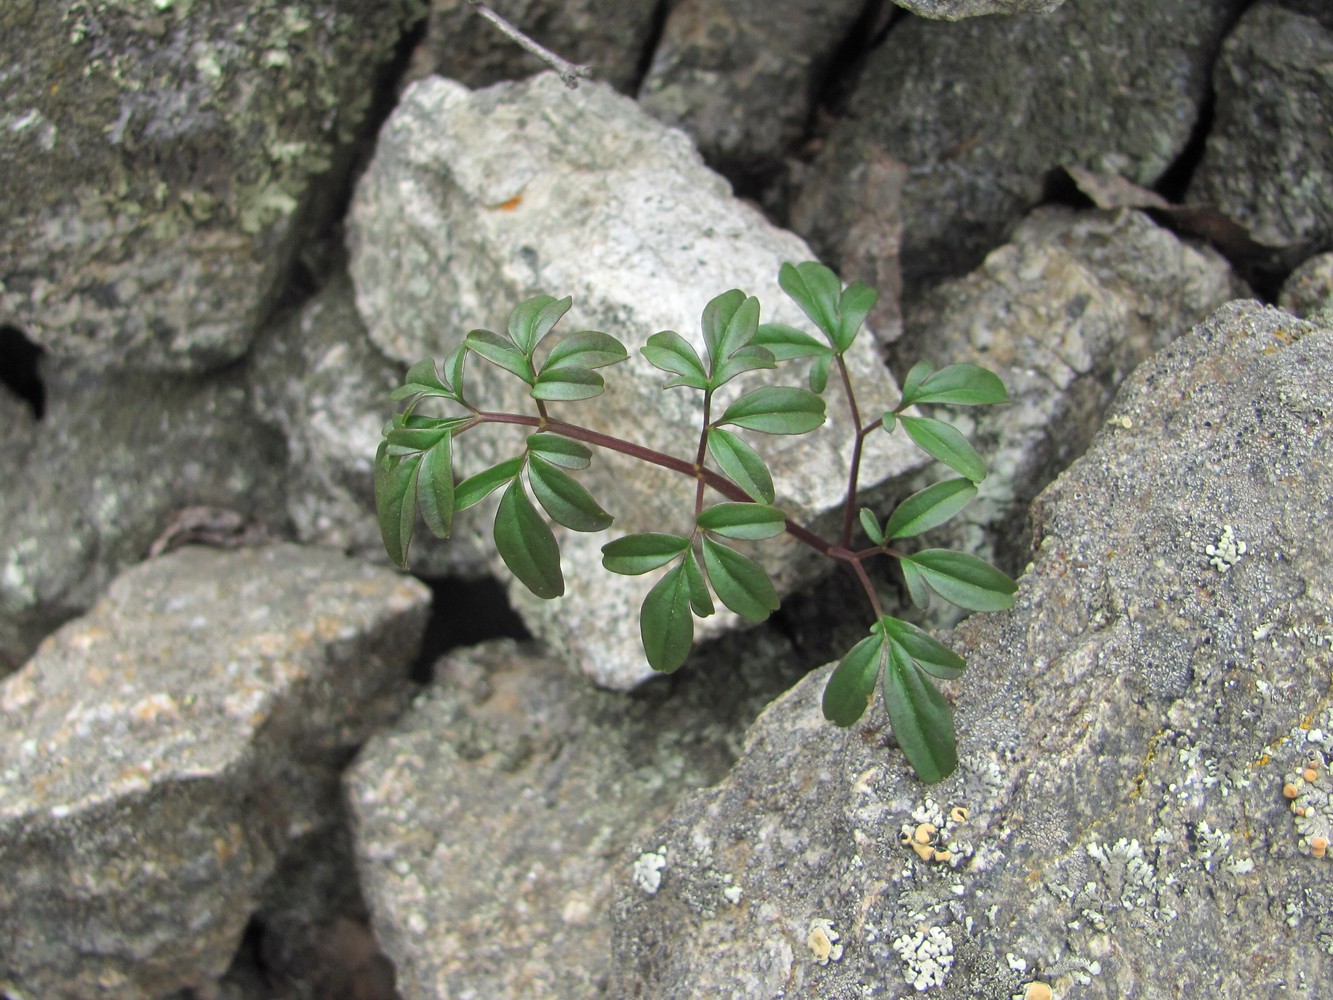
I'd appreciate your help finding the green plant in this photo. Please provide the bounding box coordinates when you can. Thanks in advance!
[375,262,1015,782]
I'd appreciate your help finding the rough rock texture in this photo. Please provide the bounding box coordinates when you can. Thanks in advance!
[248,269,488,578]
[0,545,430,1000]
[0,361,288,674]
[0,0,416,373]
[1188,3,1333,250]
[799,0,1243,287]
[610,301,1333,997]
[413,0,659,93]
[347,633,806,998]
[892,206,1242,587]
[637,0,867,179]
[892,0,1065,16]
[349,73,919,689]
[1281,252,1333,319]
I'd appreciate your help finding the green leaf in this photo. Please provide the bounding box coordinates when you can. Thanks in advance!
[465,329,534,383]
[778,261,841,342]
[526,432,592,470]
[902,549,1017,612]
[707,428,775,504]
[697,502,787,540]
[385,421,451,453]
[834,281,877,352]
[641,561,695,672]
[602,533,691,575]
[417,437,454,539]
[442,346,468,399]
[880,616,967,680]
[859,507,885,545]
[375,446,420,569]
[883,478,978,539]
[643,330,709,391]
[390,359,456,401]
[711,344,776,389]
[700,289,751,369]
[527,456,613,532]
[899,415,987,482]
[898,360,934,407]
[455,457,523,511]
[543,330,629,371]
[508,294,570,355]
[701,537,779,622]
[881,410,896,432]
[531,367,604,401]
[494,480,564,599]
[906,363,1009,407]
[822,631,886,726]
[809,353,832,394]
[717,386,825,435]
[683,550,714,617]
[900,557,931,608]
[883,643,957,783]
[754,323,830,360]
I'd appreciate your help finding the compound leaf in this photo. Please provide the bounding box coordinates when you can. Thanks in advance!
[883,643,957,783]
[903,549,1017,612]
[898,361,934,408]
[643,330,709,390]
[880,616,966,680]
[602,533,691,575]
[455,457,523,512]
[641,560,694,673]
[900,556,931,609]
[718,386,825,435]
[711,344,776,389]
[531,366,604,401]
[526,432,592,470]
[778,261,840,342]
[859,507,885,546]
[906,363,1008,407]
[417,437,454,539]
[683,549,715,618]
[700,289,750,368]
[754,323,829,360]
[707,427,775,504]
[543,330,628,371]
[883,478,978,539]
[494,480,564,599]
[527,456,613,532]
[834,281,877,352]
[899,415,987,482]
[375,446,421,569]
[701,537,779,622]
[508,294,570,355]
[697,502,786,540]
[465,329,533,383]
[822,631,885,727]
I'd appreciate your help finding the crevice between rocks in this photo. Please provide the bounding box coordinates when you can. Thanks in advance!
[0,324,45,420]
[410,575,533,684]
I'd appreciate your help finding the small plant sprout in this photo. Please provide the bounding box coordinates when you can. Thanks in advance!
[375,262,1016,782]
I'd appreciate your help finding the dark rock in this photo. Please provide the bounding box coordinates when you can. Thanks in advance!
[892,0,1065,16]
[610,301,1333,997]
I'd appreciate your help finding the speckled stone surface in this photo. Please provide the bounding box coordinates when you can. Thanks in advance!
[0,544,429,1000]
[1280,252,1333,319]
[610,302,1333,997]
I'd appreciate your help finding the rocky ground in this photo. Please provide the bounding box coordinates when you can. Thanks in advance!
[2,1,1331,997]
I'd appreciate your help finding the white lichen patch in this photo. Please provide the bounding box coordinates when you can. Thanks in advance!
[1086,838,1156,908]
[633,846,667,894]
[1205,524,1247,572]
[807,918,844,965]
[892,925,954,992]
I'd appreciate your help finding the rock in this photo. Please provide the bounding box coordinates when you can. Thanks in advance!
[0,360,287,674]
[892,0,1066,17]
[348,73,919,690]
[1280,252,1333,319]
[0,0,416,373]
[0,544,430,1000]
[1188,3,1333,250]
[891,206,1242,587]
[798,0,1243,287]
[248,269,489,578]
[637,0,867,180]
[610,301,1333,996]
[413,0,658,93]
[346,632,806,998]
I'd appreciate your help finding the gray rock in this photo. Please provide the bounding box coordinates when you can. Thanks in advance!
[0,0,417,373]
[346,632,807,999]
[799,0,1242,287]
[610,300,1333,997]
[348,73,919,689]
[892,0,1065,17]
[412,0,658,93]
[0,544,430,1000]
[892,207,1242,587]
[249,269,489,578]
[637,0,867,178]
[1188,3,1333,250]
[1280,252,1333,320]
[0,361,288,674]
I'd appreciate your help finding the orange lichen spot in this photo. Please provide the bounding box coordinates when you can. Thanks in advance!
[489,194,523,211]
[1304,767,1320,784]
[1285,782,1302,799]
[1023,983,1054,1000]
[1312,836,1329,859]
[913,823,938,845]
[911,841,935,862]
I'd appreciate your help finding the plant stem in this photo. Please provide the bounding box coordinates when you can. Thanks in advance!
[836,354,866,549]
[694,391,713,517]
[465,1,592,88]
